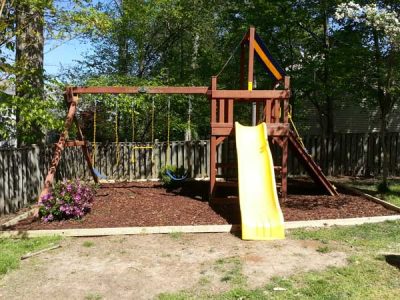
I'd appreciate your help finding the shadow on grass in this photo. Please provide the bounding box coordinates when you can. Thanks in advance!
[385,255,400,270]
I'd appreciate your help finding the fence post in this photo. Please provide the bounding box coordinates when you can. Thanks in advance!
[28,144,41,202]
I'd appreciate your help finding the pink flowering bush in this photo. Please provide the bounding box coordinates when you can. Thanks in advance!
[39,180,96,222]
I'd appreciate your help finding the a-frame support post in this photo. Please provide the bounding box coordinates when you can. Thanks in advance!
[38,89,78,202]
[281,76,291,199]
[73,117,99,184]
[248,26,256,126]
[209,76,218,202]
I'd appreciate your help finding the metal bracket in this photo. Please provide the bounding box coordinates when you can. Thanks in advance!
[138,87,147,93]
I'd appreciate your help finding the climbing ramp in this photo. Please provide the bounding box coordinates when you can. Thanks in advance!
[235,122,285,240]
[288,130,338,196]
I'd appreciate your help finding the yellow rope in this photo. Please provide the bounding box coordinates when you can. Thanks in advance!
[131,102,136,163]
[131,98,155,164]
[151,98,155,164]
[115,107,120,165]
[167,98,171,160]
[288,104,306,149]
[151,98,155,145]
[92,102,97,167]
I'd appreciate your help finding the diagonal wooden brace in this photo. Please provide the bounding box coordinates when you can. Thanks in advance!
[37,90,78,203]
[73,116,99,184]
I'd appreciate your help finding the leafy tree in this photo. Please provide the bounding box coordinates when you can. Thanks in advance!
[335,0,400,189]
[0,0,110,145]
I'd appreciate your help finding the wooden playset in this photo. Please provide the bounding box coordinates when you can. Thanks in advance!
[39,27,337,203]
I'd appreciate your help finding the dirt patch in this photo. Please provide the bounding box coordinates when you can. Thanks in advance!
[7,179,397,231]
[0,233,347,299]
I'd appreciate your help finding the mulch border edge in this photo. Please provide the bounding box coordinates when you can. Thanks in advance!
[1,209,36,228]
[334,182,400,213]
[1,215,400,238]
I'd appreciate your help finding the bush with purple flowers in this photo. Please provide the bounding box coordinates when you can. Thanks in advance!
[39,180,96,222]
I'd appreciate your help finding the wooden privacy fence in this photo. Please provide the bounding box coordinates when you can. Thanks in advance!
[0,141,209,215]
[289,132,400,177]
[1,132,400,215]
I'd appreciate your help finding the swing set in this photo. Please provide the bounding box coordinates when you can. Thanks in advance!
[89,94,191,181]
[39,26,338,204]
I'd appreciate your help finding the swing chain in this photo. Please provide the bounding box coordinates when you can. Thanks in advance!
[92,99,97,167]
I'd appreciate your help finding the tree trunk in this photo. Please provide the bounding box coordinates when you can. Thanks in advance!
[15,1,45,146]
[372,28,389,190]
[322,0,334,136]
[380,111,389,189]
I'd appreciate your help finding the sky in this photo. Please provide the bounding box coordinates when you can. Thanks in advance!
[44,38,91,75]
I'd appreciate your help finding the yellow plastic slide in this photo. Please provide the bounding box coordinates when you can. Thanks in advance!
[235,122,285,240]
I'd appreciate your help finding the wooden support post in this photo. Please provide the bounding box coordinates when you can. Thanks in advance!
[219,99,225,123]
[210,76,218,202]
[248,26,256,126]
[281,137,289,199]
[38,90,78,202]
[284,76,291,89]
[265,99,272,124]
[210,136,217,201]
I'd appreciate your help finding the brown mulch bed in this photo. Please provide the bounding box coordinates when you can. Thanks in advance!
[6,179,399,231]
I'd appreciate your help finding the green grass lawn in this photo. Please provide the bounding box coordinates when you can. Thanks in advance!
[159,221,400,300]
[345,178,400,207]
[0,236,61,277]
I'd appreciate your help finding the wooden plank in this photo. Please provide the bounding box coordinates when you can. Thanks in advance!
[211,127,234,136]
[211,90,290,99]
[227,99,234,124]
[4,150,10,214]
[193,141,199,177]
[70,86,210,95]
[219,99,225,123]
[17,150,23,210]
[173,142,178,169]
[189,141,194,178]
[5,215,400,238]
[1,224,241,238]
[22,148,28,206]
[177,142,183,169]
[12,149,18,211]
[274,99,281,123]
[210,122,234,128]
[139,147,145,179]
[211,99,217,123]
[30,145,41,202]
[209,137,217,197]
[1,208,36,227]
[247,26,255,89]
[160,142,166,173]
[265,100,272,123]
